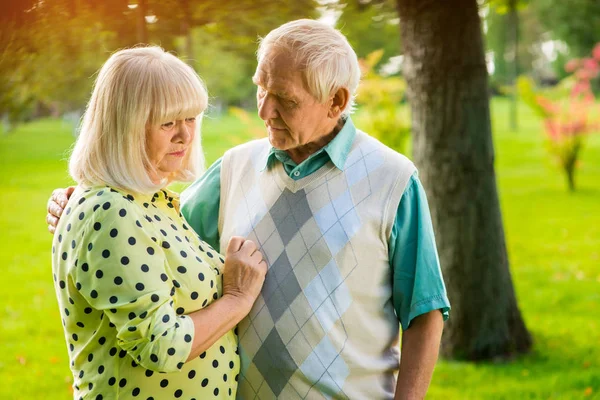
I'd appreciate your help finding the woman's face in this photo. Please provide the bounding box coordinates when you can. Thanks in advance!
[146,117,196,182]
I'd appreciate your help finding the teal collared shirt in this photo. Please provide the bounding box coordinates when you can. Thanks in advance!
[181,118,450,330]
[263,118,354,177]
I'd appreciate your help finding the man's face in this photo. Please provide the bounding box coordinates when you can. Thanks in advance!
[253,50,334,151]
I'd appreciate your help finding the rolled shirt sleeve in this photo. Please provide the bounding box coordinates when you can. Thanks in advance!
[390,173,451,331]
[181,158,223,251]
[71,201,195,373]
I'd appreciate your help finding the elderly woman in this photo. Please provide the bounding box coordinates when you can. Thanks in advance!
[51,46,266,399]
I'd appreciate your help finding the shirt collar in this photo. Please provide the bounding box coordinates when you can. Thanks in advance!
[262,117,357,171]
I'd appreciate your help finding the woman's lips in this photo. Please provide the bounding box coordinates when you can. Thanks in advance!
[168,150,186,157]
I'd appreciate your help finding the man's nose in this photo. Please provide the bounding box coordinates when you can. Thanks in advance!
[257,94,278,121]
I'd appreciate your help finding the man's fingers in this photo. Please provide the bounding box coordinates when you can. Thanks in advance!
[46,214,58,227]
[51,188,68,209]
[65,186,76,198]
[47,200,62,218]
[47,213,58,234]
[52,202,64,217]
[226,236,245,255]
[50,189,61,205]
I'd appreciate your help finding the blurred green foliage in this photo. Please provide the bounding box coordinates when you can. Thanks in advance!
[0,0,317,125]
[336,0,401,70]
[355,50,410,154]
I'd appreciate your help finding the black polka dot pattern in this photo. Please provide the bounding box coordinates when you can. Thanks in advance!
[51,187,235,398]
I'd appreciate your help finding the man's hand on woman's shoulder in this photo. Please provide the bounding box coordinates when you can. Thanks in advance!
[46,186,76,234]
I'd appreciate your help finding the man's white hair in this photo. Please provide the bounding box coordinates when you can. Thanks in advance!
[257,19,361,116]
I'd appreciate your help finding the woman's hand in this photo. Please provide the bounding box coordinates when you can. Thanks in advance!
[185,236,267,360]
[222,236,267,313]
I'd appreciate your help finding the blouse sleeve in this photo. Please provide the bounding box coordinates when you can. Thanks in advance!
[70,198,194,373]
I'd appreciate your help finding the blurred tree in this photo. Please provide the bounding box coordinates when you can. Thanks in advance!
[397,0,532,360]
[335,0,401,70]
[0,0,319,119]
[161,0,318,107]
[0,0,38,126]
[486,6,510,87]
[84,0,138,47]
[532,0,600,60]
[175,27,256,108]
[0,0,119,119]
[16,1,116,114]
[498,0,521,131]
[150,0,318,61]
[0,0,37,26]
[486,0,544,131]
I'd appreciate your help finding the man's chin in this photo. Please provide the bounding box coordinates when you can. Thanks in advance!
[268,135,290,151]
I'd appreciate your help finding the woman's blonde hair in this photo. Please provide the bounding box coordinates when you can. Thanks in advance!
[69,46,207,194]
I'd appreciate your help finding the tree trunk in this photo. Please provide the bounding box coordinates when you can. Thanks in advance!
[396,0,532,360]
[566,165,576,192]
[564,141,580,192]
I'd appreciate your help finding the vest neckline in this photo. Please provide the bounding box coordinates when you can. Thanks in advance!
[272,160,338,193]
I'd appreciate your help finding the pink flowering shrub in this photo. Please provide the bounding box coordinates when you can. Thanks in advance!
[519,43,600,191]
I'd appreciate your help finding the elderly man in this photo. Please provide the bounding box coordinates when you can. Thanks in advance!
[48,19,449,400]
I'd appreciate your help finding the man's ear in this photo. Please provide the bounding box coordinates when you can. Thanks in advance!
[328,87,350,119]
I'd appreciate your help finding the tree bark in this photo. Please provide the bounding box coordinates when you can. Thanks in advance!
[396,0,532,360]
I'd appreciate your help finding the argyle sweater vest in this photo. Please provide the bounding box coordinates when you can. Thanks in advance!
[219,130,416,399]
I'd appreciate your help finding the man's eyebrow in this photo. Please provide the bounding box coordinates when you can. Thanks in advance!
[252,79,295,99]
[271,87,296,99]
[277,91,296,100]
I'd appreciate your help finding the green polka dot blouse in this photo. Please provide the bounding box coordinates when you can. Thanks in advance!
[51,186,239,399]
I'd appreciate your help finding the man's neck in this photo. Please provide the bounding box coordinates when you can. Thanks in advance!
[285,118,346,164]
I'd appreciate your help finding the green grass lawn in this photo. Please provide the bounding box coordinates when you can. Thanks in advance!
[0,99,598,399]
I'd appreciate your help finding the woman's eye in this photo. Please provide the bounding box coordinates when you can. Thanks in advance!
[185,117,196,123]
[161,122,175,129]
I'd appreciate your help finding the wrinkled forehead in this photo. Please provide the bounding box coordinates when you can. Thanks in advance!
[254,49,309,95]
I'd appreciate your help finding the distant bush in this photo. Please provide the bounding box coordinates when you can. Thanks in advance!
[518,43,600,192]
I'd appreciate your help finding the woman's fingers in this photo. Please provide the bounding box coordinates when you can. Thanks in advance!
[226,236,245,256]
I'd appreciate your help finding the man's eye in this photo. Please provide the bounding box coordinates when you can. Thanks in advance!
[281,99,296,108]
